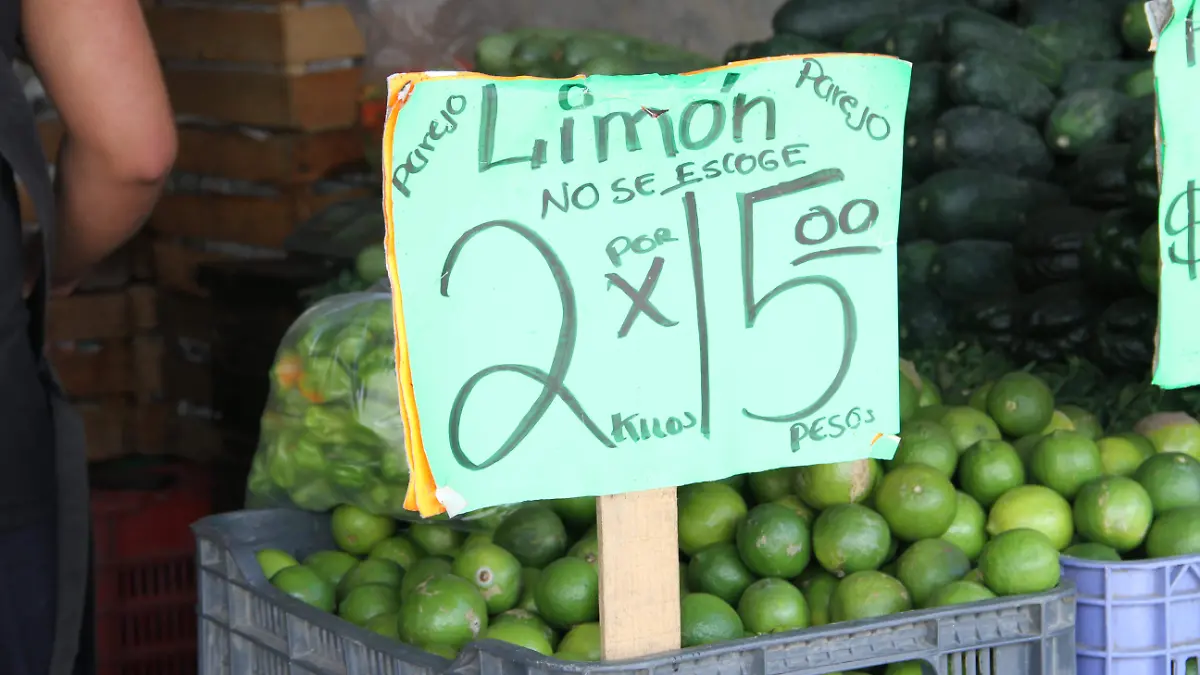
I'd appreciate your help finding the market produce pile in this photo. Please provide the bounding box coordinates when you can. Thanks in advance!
[254,361,1200,668]
[473,28,715,77]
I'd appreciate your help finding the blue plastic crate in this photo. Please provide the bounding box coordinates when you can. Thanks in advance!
[1061,553,1200,675]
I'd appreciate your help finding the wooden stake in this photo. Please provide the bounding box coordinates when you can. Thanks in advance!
[597,487,681,660]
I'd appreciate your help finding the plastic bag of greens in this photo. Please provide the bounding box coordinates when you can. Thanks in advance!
[245,286,514,528]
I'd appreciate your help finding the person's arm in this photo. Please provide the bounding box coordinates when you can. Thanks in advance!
[21,0,176,292]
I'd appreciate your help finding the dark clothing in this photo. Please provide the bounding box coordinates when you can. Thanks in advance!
[1,0,96,672]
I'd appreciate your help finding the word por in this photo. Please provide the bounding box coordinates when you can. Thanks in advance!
[606,228,678,267]
[391,94,468,198]
[789,407,877,452]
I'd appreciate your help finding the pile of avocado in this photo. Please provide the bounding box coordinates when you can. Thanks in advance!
[726,0,1161,379]
[475,29,715,77]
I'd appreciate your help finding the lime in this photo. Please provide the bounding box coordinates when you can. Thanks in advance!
[772,495,816,525]
[1013,433,1044,465]
[331,505,397,555]
[365,612,400,638]
[1030,431,1105,499]
[957,440,1026,507]
[1073,476,1154,552]
[1042,410,1077,433]
[718,474,748,492]
[483,621,553,655]
[968,382,994,412]
[516,567,541,612]
[271,565,335,612]
[677,482,749,556]
[737,578,809,634]
[1144,505,1200,558]
[889,420,959,477]
[927,580,996,607]
[895,539,971,608]
[1135,412,1200,461]
[567,532,599,567]
[493,505,570,568]
[423,644,458,660]
[398,574,489,650]
[939,406,1003,453]
[978,529,1060,596]
[409,523,466,558]
[491,608,559,649]
[900,363,921,422]
[555,622,601,661]
[687,543,756,606]
[1063,543,1121,561]
[461,532,493,552]
[829,571,912,621]
[256,549,299,581]
[547,497,597,529]
[797,570,839,626]
[452,542,523,614]
[339,583,401,626]
[986,484,1074,551]
[987,372,1055,437]
[874,464,958,541]
[795,459,880,510]
[736,503,811,578]
[919,376,943,406]
[303,550,359,587]
[398,556,453,600]
[910,404,950,424]
[962,568,984,584]
[748,468,797,504]
[940,491,987,561]
[370,535,424,570]
[338,558,404,601]
[681,593,744,647]
[1134,453,1200,512]
[534,557,600,629]
[1061,405,1102,440]
[1098,435,1156,477]
[811,504,891,576]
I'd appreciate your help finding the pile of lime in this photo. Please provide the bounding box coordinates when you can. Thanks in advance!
[255,361,1200,666]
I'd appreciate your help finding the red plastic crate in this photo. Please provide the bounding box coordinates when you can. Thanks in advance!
[91,463,213,675]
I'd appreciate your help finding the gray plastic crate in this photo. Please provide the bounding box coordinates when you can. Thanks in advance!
[195,509,1078,675]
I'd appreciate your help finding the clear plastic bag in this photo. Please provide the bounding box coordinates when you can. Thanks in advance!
[245,287,515,528]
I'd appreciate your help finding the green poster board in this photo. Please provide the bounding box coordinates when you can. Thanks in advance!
[1153,0,1200,388]
[387,56,911,514]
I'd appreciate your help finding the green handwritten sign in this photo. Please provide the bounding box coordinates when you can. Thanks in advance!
[386,56,911,514]
[1154,0,1200,388]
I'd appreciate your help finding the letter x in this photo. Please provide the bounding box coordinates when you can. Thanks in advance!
[605,256,678,338]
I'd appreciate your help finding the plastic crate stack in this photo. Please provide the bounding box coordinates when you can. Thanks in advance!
[137,0,372,465]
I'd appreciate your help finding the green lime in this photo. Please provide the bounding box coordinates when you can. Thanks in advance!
[339,583,401,626]
[461,532,493,552]
[1144,505,1200,558]
[748,468,797,504]
[370,535,424,570]
[889,420,959,477]
[919,376,943,406]
[534,557,600,630]
[940,491,987,561]
[331,504,397,555]
[772,495,816,525]
[874,464,958,542]
[986,484,1074,551]
[677,482,749,556]
[397,574,489,650]
[256,549,299,581]
[962,568,984,584]
[1061,405,1102,440]
[271,565,335,612]
[718,474,748,492]
[927,580,996,607]
[736,503,811,578]
[900,363,921,422]
[687,543,756,606]
[895,539,972,608]
[547,497,597,529]
[493,505,570,568]
[1073,476,1154,552]
[303,550,359,587]
[979,529,1060,596]
[1042,410,1077,433]
[409,523,466,558]
[986,372,1055,438]
[1098,435,1156,477]
[1030,431,1105,499]
[910,404,950,424]
[968,382,994,412]
[483,621,553,655]
[1013,433,1045,465]
[811,504,891,576]
[516,567,541,612]
[423,643,458,660]
[797,571,838,626]
[452,542,523,614]
[958,440,1026,507]
[1134,452,1200,512]
[338,559,404,601]
[555,622,601,661]
[365,612,400,638]
[567,532,599,567]
[737,578,809,634]
[1063,543,1121,561]
[491,609,559,649]
[939,406,1003,453]
[398,556,453,600]
[681,593,744,647]
[829,571,912,621]
[1135,412,1200,461]
[794,459,880,510]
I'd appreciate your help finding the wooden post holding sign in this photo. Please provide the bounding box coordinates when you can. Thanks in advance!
[1149,0,1200,388]
[379,57,910,659]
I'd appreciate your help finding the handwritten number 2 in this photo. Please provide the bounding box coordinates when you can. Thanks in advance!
[441,220,615,472]
[738,168,859,423]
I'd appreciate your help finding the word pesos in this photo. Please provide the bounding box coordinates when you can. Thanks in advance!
[789,407,877,452]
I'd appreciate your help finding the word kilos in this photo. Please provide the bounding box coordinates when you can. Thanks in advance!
[790,407,877,452]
